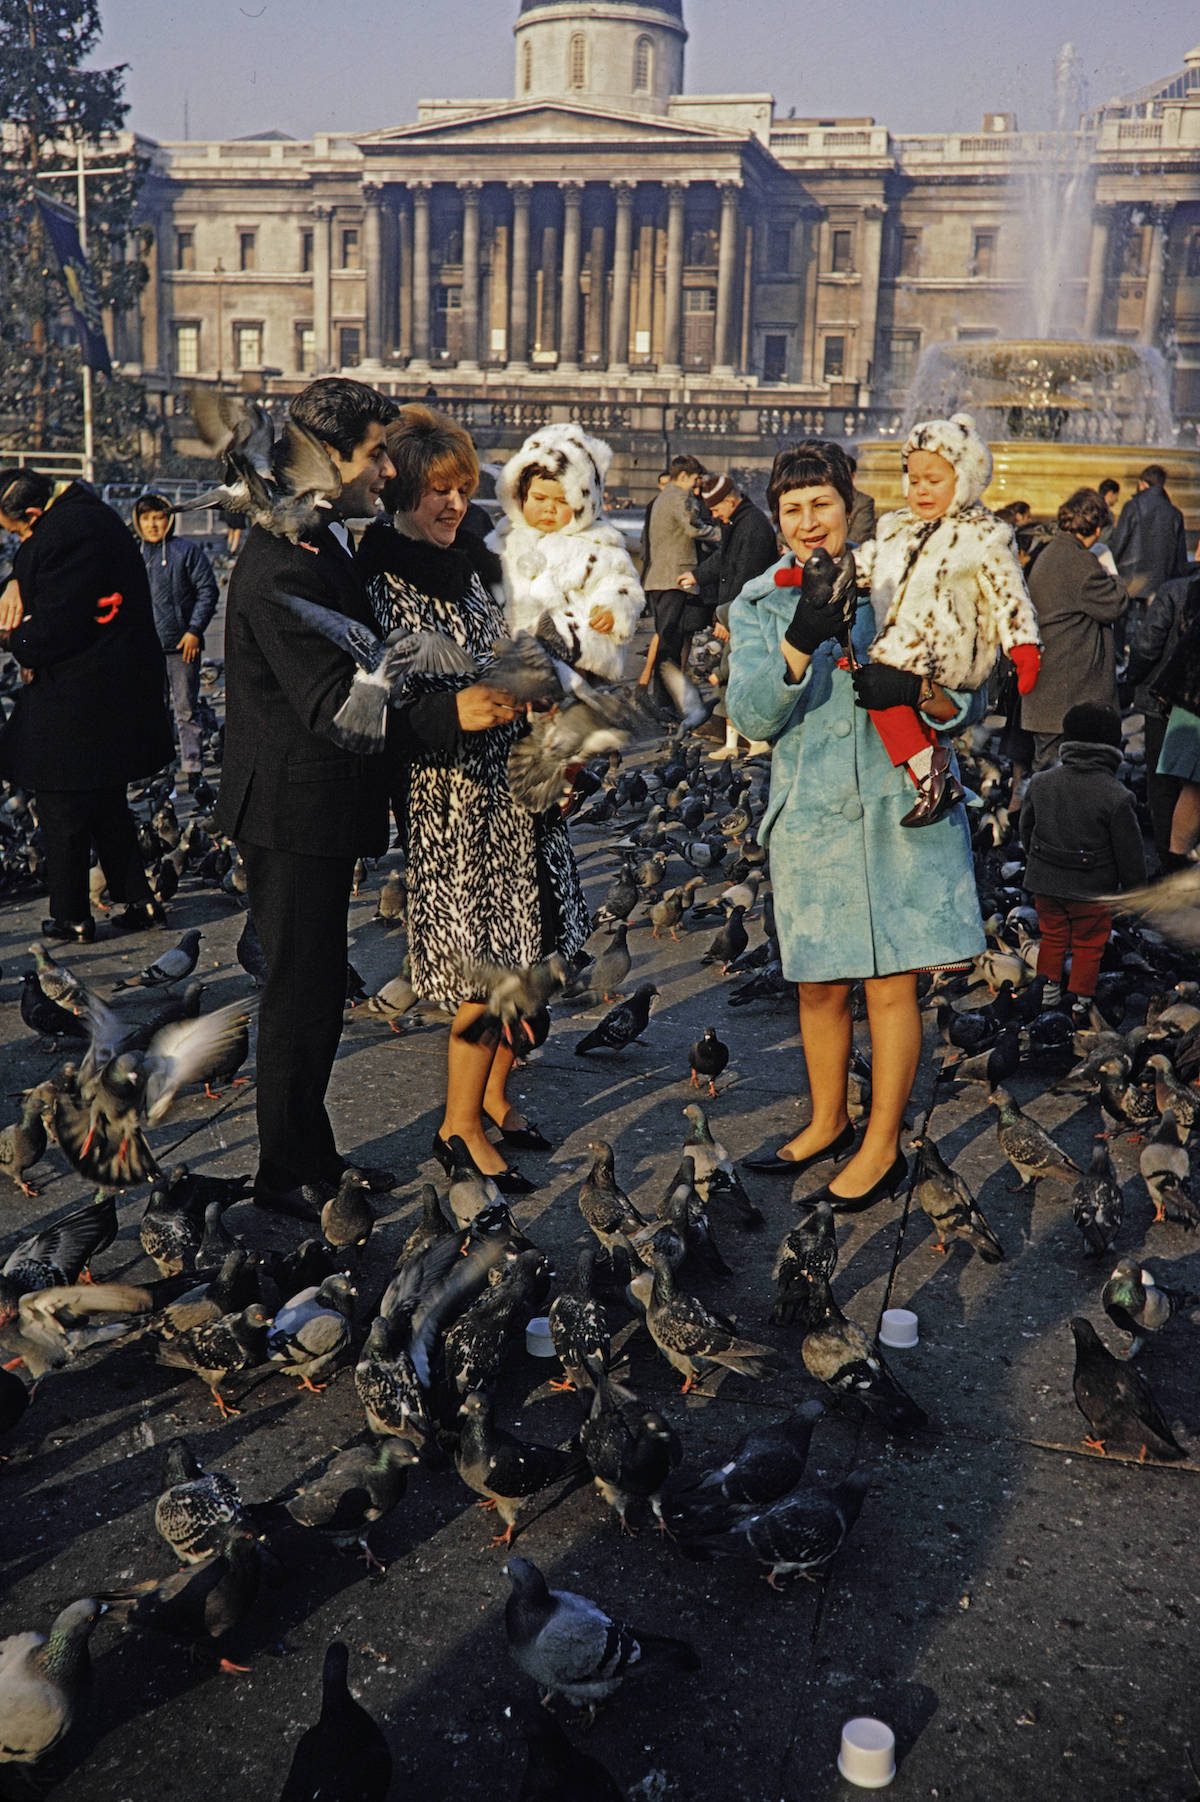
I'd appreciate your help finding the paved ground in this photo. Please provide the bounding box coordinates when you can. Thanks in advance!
[0,622,1198,1801]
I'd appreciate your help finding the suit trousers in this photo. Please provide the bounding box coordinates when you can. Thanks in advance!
[36,786,154,923]
[239,841,355,1192]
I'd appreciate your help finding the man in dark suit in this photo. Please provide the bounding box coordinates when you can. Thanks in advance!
[0,470,174,941]
[1108,464,1189,600]
[214,377,398,1219]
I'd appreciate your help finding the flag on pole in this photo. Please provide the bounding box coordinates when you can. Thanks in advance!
[36,195,112,377]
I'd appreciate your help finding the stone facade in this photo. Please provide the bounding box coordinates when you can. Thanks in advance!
[113,6,1200,445]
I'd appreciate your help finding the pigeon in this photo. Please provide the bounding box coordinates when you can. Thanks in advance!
[28,943,85,1010]
[510,1700,625,1802]
[373,869,407,927]
[1145,1054,1200,1136]
[593,862,638,927]
[912,1135,1004,1261]
[503,1555,699,1709]
[0,1193,118,1308]
[1144,1170,1200,1230]
[802,1290,927,1431]
[642,1160,730,1280]
[645,1253,779,1395]
[578,1141,647,1250]
[277,1642,393,1802]
[366,971,418,1032]
[0,1090,50,1198]
[688,1028,730,1097]
[395,1183,455,1267]
[19,971,89,1042]
[353,1314,430,1451]
[1069,1316,1185,1461]
[139,1183,204,1277]
[680,1468,872,1588]
[458,951,570,1048]
[113,927,203,991]
[1139,1109,1190,1223]
[181,391,341,542]
[575,983,658,1056]
[236,912,268,987]
[267,1274,356,1393]
[701,905,748,973]
[1101,1258,1199,1358]
[442,1249,543,1399]
[0,1282,153,1380]
[563,925,631,1003]
[1101,866,1200,950]
[0,1598,104,1766]
[455,1391,579,1546]
[991,1087,1081,1190]
[275,1439,414,1572]
[772,1201,838,1329]
[445,1137,502,1229]
[943,1024,1021,1091]
[508,694,631,813]
[320,1168,374,1257]
[648,889,685,943]
[677,1103,762,1229]
[1097,1056,1158,1139]
[579,1373,681,1534]
[155,1302,271,1417]
[548,1249,611,1393]
[98,1529,263,1672]
[667,1400,826,1526]
[1071,1139,1124,1257]
[154,1439,246,1565]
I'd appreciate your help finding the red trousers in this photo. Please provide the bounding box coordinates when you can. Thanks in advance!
[870,704,936,766]
[1033,895,1113,998]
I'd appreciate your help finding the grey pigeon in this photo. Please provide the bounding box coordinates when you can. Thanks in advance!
[154,1439,245,1564]
[1069,1316,1184,1460]
[991,1087,1081,1190]
[0,1598,103,1766]
[1101,1257,1199,1358]
[578,1140,647,1251]
[268,1274,356,1392]
[667,1399,825,1527]
[802,1289,927,1431]
[645,1253,779,1394]
[680,1468,872,1588]
[575,983,658,1056]
[913,1135,1004,1261]
[1071,1139,1124,1257]
[113,928,202,991]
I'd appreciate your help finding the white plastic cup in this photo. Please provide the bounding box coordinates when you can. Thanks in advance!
[525,1316,555,1358]
[879,1308,919,1350]
[838,1717,896,1789]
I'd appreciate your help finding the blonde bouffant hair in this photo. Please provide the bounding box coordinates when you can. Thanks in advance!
[381,404,479,514]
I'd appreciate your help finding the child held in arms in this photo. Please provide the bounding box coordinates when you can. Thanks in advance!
[851,413,1042,826]
[495,423,645,680]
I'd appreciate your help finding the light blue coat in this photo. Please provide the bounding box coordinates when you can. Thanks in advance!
[726,555,986,983]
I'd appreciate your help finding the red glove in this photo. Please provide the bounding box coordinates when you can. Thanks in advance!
[1011,643,1041,695]
[773,564,805,588]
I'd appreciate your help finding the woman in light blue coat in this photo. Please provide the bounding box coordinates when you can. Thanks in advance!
[728,441,983,1213]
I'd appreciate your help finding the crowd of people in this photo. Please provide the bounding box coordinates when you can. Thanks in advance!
[0,381,1197,1216]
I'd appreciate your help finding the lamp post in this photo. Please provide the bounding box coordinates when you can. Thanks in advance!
[214,259,225,383]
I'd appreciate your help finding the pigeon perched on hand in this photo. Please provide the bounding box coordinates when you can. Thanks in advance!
[503,1554,699,1709]
[1069,1316,1184,1461]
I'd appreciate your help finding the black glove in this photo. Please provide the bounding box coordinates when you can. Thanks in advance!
[783,592,853,656]
[851,662,923,711]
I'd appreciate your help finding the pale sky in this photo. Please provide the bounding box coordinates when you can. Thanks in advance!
[94,0,1197,143]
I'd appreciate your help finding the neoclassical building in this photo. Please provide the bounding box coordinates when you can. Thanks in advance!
[119,2,1200,471]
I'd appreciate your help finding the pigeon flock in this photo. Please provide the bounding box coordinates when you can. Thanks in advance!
[0,636,1198,1799]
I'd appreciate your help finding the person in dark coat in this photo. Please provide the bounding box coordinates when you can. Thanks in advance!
[679,473,778,757]
[845,453,877,543]
[1108,464,1189,601]
[1020,488,1127,769]
[1148,603,1200,869]
[213,377,398,1219]
[0,470,174,941]
[1123,568,1200,865]
[1019,702,1146,1017]
[132,494,218,788]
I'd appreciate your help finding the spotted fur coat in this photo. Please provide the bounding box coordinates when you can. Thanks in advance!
[493,516,644,681]
[855,503,1041,691]
[365,539,590,1009]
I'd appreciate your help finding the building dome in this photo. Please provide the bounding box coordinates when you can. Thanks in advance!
[514,1,687,114]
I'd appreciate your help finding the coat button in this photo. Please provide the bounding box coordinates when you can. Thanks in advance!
[842,797,864,821]
[832,718,852,738]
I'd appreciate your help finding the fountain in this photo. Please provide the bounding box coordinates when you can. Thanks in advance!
[856,45,1200,529]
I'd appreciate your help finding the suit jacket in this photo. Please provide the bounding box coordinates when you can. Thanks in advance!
[213,521,391,858]
[0,483,173,791]
[1020,529,1127,734]
[1108,484,1189,600]
[643,484,719,591]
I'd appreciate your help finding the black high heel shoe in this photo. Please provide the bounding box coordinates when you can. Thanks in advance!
[818,1151,908,1216]
[431,1131,537,1196]
[744,1120,855,1177]
[495,1121,553,1153]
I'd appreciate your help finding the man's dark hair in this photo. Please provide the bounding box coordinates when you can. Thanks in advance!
[845,453,858,474]
[0,468,54,518]
[1098,478,1119,500]
[668,454,705,479]
[1139,464,1167,488]
[766,439,855,522]
[1057,487,1110,537]
[290,377,397,459]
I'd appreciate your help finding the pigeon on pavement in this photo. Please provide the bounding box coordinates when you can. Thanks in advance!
[1069,1316,1185,1460]
[277,1641,393,1802]
[991,1087,1081,1191]
[0,1598,104,1766]
[1071,1139,1124,1257]
[1101,1258,1199,1358]
[912,1135,1004,1261]
[113,928,203,991]
[575,983,658,1056]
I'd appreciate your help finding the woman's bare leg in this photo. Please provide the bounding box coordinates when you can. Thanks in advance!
[1168,780,1200,857]
[440,1002,507,1174]
[775,979,853,1159]
[483,1042,522,1133]
[828,970,920,1196]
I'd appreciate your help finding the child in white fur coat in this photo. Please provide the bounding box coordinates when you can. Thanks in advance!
[493,423,644,683]
[852,412,1042,826]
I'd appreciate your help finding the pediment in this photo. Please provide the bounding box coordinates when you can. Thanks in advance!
[361,101,740,148]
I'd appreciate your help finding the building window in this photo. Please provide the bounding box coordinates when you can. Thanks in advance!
[766,225,792,275]
[687,227,718,267]
[295,323,315,373]
[233,322,262,370]
[1187,231,1200,277]
[822,335,846,379]
[888,331,921,389]
[568,31,586,90]
[340,227,359,269]
[339,325,361,366]
[300,229,313,274]
[898,229,921,278]
[1121,224,1147,277]
[634,34,653,92]
[830,228,853,274]
[175,229,195,272]
[970,229,997,278]
[762,334,788,382]
[238,230,257,273]
[522,39,533,92]
[173,322,200,375]
[684,288,715,312]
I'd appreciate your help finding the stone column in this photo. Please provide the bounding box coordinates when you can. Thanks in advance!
[459,180,481,369]
[1140,206,1171,348]
[312,202,332,373]
[712,182,740,378]
[608,181,635,372]
[856,202,885,388]
[410,182,432,369]
[559,181,583,370]
[1082,204,1112,339]
[508,182,532,369]
[396,193,413,362]
[584,218,607,365]
[661,181,686,376]
[362,183,384,363]
[537,222,559,354]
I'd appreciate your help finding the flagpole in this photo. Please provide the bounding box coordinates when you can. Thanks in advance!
[76,138,95,485]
